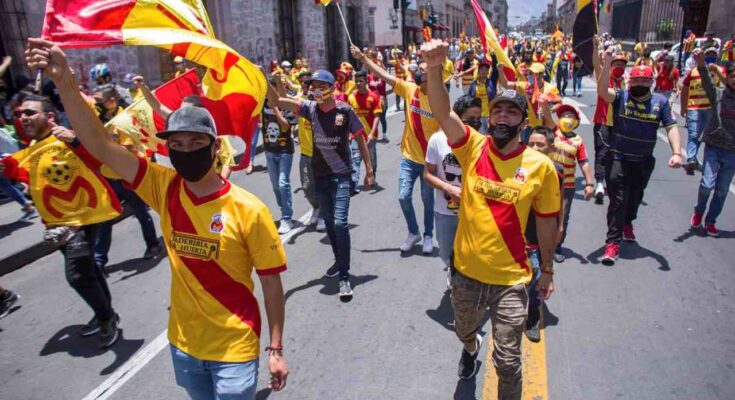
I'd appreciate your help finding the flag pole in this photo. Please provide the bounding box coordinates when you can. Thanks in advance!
[334,1,354,46]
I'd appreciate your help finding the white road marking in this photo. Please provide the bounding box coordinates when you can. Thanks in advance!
[81,331,169,400]
[82,208,315,400]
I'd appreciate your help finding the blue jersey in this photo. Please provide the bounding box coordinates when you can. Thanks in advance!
[611,89,677,162]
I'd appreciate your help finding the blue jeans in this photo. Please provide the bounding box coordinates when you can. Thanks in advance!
[573,72,582,94]
[398,158,434,237]
[351,139,377,192]
[0,175,30,206]
[315,175,352,280]
[686,109,714,164]
[95,179,158,268]
[265,152,294,221]
[170,345,258,400]
[695,145,735,224]
[434,212,458,267]
[526,247,542,327]
[249,124,260,164]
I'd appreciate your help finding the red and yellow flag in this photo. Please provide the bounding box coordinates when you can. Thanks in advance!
[469,0,521,82]
[315,0,333,5]
[41,0,265,168]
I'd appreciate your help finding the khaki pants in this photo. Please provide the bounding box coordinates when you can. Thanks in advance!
[451,272,528,400]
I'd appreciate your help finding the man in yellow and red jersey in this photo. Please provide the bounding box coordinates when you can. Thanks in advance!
[27,37,289,397]
[456,48,478,94]
[348,70,382,191]
[423,39,560,392]
[0,94,123,348]
[681,47,724,174]
[591,39,628,204]
[353,44,441,255]
[721,33,735,63]
[389,50,409,110]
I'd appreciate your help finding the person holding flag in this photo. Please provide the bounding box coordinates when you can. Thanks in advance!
[352,44,440,255]
[27,37,290,398]
[348,70,382,192]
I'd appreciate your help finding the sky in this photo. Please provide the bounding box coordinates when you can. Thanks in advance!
[508,0,550,26]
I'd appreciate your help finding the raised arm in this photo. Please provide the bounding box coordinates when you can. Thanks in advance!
[351,45,397,87]
[134,76,172,119]
[597,49,617,104]
[266,80,300,113]
[26,38,139,183]
[422,39,466,145]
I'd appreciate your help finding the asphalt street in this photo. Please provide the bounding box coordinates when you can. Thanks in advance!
[1,78,734,400]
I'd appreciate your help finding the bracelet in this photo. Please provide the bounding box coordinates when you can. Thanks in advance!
[265,345,283,352]
[541,270,554,276]
[673,153,682,156]
[585,183,594,187]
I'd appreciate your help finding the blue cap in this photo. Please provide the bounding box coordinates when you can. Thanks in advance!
[306,69,335,86]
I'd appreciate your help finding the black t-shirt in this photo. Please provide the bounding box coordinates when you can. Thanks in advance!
[298,100,364,178]
[261,108,294,154]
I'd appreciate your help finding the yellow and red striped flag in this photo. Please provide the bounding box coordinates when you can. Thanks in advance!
[469,0,521,82]
[316,0,333,5]
[41,0,265,168]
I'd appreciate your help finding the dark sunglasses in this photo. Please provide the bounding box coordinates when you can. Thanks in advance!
[446,172,461,183]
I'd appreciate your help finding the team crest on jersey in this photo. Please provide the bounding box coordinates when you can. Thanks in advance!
[209,213,226,234]
[514,167,527,184]
[335,113,345,126]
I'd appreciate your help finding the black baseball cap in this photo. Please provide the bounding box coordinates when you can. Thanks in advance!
[488,90,528,118]
[156,106,217,140]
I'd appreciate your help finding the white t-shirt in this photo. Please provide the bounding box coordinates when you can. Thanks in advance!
[425,131,462,216]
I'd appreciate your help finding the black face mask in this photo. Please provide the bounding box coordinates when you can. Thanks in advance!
[630,85,650,98]
[490,122,521,149]
[463,118,482,132]
[168,141,215,182]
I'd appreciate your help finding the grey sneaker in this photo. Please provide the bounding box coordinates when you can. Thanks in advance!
[525,319,541,343]
[79,316,101,337]
[99,313,120,348]
[339,279,353,300]
[18,207,38,222]
[0,290,20,319]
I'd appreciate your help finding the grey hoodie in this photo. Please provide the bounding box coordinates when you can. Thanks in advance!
[698,64,735,152]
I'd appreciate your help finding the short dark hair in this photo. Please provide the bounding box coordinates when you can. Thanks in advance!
[663,42,673,50]
[23,94,57,117]
[726,62,735,76]
[453,95,482,117]
[478,62,491,70]
[529,126,554,144]
[182,95,203,107]
[96,85,119,102]
[298,70,312,79]
[354,70,368,80]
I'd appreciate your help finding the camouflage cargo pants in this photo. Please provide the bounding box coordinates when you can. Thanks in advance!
[451,272,528,400]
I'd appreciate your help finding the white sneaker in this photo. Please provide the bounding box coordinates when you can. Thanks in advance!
[399,233,420,252]
[308,208,319,226]
[422,236,433,254]
[316,218,326,232]
[277,219,293,234]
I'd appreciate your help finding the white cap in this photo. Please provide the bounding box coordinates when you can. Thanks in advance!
[281,61,292,68]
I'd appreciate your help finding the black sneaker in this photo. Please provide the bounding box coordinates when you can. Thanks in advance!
[324,263,340,278]
[339,279,353,301]
[79,317,101,337]
[554,249,566,263]
[143,243,163,260]
[685,161,696,176]
[458,334,483,380]
[99,313,120,348]
[525,320,541,343]
[0,290,20,319]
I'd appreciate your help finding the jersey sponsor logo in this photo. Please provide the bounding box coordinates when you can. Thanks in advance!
[513,167,527,184]
[409,104,434,118]
[209,213,226,234]
[474,177,521,204]
[170,231,220,260]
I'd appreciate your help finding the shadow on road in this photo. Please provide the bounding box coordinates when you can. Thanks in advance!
[586,242,670,271]
[674,227,735,242]
[560,246,590,265]
[106,246,167,282]
[542,302,559,328]
[256,388,271,399]
[359,245,439,258]
[40,326,145,375]
[453,369,480,400]
[284,274,378,302]
[426,289,455,331]
[0,220,33,239]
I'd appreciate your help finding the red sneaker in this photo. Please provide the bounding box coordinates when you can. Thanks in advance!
[622,224,636,242]
[690,212,703,228]
[601,243,620,266]
[705,223,719,237]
